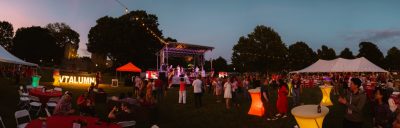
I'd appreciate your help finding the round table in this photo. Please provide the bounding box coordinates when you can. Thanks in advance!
[319,85,333,106]
[29,88,62,104]
[248,88,265,117]
[291,105,329,128]
[26,115,121,128]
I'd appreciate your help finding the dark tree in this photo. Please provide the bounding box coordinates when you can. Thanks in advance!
[339,48,355,59]
[287,41,318,71]
[213,56,228,73]
[12,26,62,65]
[0,21,14,51]
[88,10,164,70]
[317,45,336,60]
[385,47,400,70]
[357,42,385,68]
[46,23,80,50]
[232,25,287,72]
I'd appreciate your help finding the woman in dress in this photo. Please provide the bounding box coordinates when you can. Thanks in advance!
[224,78,233,109]
[146,79,154,103]
[276,79,288,118]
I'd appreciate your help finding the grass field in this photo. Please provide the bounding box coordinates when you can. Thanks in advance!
[0,76,375,128]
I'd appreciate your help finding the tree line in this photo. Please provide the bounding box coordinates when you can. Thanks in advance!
[231,25,400,73]
[0,21,79,66]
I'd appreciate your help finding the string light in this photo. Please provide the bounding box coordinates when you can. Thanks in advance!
[113,0,168,45]
[132,17,168,45]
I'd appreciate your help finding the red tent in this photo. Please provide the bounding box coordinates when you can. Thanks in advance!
[116,62,142,72]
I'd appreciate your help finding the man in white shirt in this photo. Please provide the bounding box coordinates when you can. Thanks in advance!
[192,76,203,108]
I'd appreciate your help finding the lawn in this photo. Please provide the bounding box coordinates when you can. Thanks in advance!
[0,76,375,128]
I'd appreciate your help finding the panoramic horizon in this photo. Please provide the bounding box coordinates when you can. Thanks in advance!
[1,0,400,62]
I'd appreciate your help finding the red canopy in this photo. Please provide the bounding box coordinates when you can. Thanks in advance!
[116,62,142,72]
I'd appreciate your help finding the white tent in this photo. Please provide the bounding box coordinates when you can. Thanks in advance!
[0,45,37,66]
[291,57,387,73]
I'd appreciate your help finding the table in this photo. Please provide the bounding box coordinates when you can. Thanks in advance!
[319,85,333,106]
[26,115,121,128]
[248,88,264,117]
[29,88,62,104]
[291,105,329,128]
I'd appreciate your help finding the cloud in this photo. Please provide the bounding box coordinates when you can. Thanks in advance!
[344,29,400,42]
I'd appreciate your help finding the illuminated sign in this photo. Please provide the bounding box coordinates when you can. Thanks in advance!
[218,72,228,78]
[146,71,158,79]
[58,75,96,85]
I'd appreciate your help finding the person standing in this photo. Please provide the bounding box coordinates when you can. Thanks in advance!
[134,76,142,97]
[372,88,392,128]
[193,76,203,108]
[153,78,162,102]
[262,77,277,121]
[276,79,288,118]
[178,78,186,104]
[242,76,250,99]
[338,78,367,128]
[224,78,233,109]
[292,77,301,107]
[146,79,154,103]
[95,72,101,88]
[231,77,239,107]
[214,78,222,102]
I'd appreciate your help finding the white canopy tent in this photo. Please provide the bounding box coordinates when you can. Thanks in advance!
[291,57,387,73]
[0,45,37,66]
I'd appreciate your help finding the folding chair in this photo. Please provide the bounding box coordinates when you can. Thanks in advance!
[45,108,51,117]
[15,110,31,128]
[117,120,136,128]
[54,87,62,92]
[0,115,5,128]
[28,96,42,116]
[18,90,29,108]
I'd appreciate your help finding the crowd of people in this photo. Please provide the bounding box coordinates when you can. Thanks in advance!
[41,69,400,128]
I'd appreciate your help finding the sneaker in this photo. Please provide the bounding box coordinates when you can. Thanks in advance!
[275,114,281,117]
[272,117,278,120]
[282,115,287,118]
[267,118,271,121]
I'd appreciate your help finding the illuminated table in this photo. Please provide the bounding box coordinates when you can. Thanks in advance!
[291,105,329,128]
[31,75,41,88]
[248,88,264,117]
[319,85,333,106]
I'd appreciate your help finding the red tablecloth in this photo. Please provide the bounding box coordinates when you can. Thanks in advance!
[29,88,62,104]
[26,116,121,128]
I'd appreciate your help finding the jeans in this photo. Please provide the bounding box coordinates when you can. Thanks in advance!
[179,90,186,104]
[194,93,202,108]
[292,88,300,106]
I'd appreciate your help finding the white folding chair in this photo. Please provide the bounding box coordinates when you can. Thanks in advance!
[46,102,57,109]
[17,91,30,108]
[28,96,42,116]
[18,90,28,97]
[15,110,31,128]
[0,116,5,128]
[48,97,60,103]
[44,108,51,117]
[117,120,136,128]
[26,85,33,90]
[53,87,62,92]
